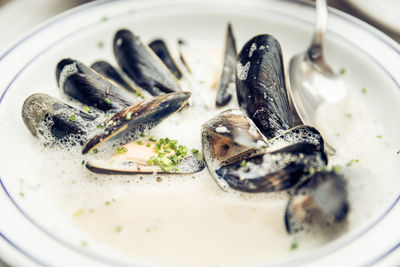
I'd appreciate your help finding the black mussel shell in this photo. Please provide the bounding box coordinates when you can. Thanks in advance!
[215,143,327,193]
[113,29,182,96]
[149,39,182,80]
[236,34,292,139]
[91,60,142,96]
[216,23,237,107]
[82,91,191,154]
[56,58,136,112]
[285,171,349,234]
[22,93,96,144]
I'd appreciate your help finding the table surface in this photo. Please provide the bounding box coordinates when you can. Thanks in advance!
[0,0,398,266]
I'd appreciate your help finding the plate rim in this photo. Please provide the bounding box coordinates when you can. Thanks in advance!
[0,0,399,266]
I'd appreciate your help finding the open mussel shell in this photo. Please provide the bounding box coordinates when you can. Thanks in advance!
[113,29,182,96]
[82,91,191,154]
[86,154,204,175]
[22,93,96,145]
[284,171,349,235]
[201,109,267,191]
[149,39,183,80]
[215,143,327,193]
[90,60,143,96]
[56,58,136,112]
[236,34,293,139]
[216,23,237,107]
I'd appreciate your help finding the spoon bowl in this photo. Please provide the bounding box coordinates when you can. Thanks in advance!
[288,0,349,154]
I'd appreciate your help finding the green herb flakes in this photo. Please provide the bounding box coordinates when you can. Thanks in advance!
[69,115,77,121]
[362,87,367,94]
[115,226,122,233]
[73,209,85,217]
[105,201,110,206]
[83,106,91,113]
[136,140,144,145]
[81,160,85,165]
[140,133,146,137]
[97,124,103,129]
[93,148,99,154]
[332,165,342,173]
[126,112,132,120]
[191,149,199,154]
[81,241,88,247]
[240,160,247,167]
[290,242,298,250]
[97,41,104,48]
[376,135,383,139]
[19,192,24,198]
[149,136,157,142]
[346,113,352,118]
[104,97,111,105]
[116,147,128,154]
[339,68,346,75]
[146,142,152,147]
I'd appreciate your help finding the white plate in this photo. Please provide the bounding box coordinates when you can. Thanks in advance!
[344,0,400,36]
[0,0,400,266]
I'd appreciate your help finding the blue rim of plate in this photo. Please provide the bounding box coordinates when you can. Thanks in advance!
[0,0,399,266]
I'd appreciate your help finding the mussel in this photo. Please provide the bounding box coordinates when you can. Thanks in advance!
[202,109,267,190]
[22,93,96,145]
[285,171,349,234]
[215,142,327,193]
[236,34,292,139]
[149,39,183,80]
[82,91,191,154]
[90,60,143,96]
[56,58,137,112]
[215,23,237,107]
[113,29,182,96]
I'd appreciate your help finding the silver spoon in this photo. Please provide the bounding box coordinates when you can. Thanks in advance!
[288,0,348,155]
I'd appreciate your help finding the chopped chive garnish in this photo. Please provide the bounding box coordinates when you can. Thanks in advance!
[81,241,88,247]
[104,114,110,117]
[69,115,77,121]
[240,160,247,167]
[97,41,104,48]
[116,147,128,154]
[83,106,90,112]
[19,192,24,198]
[104,98,111,105]
[164,149,171,153]
[346,113,352,118]
[332,165,342,173]
[362,87,367,94]
[105,201,110,206]
[191,149,199,154]
[73,209,85,217]
[149,136,156,142]
[97,124,103,129]
[146,142,151,147]
[136,141,143,145]
[115,226,122,233]
[140,133,146,137]
[376,135,383,139]
[81,160,85,165]
[290,242,298,250]
[135,91,142,97]
[93,148,99,154]
[126,112,132,120]
[339,68,346,75]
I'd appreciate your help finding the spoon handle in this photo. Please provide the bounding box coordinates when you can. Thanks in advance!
[314,0,327,47]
